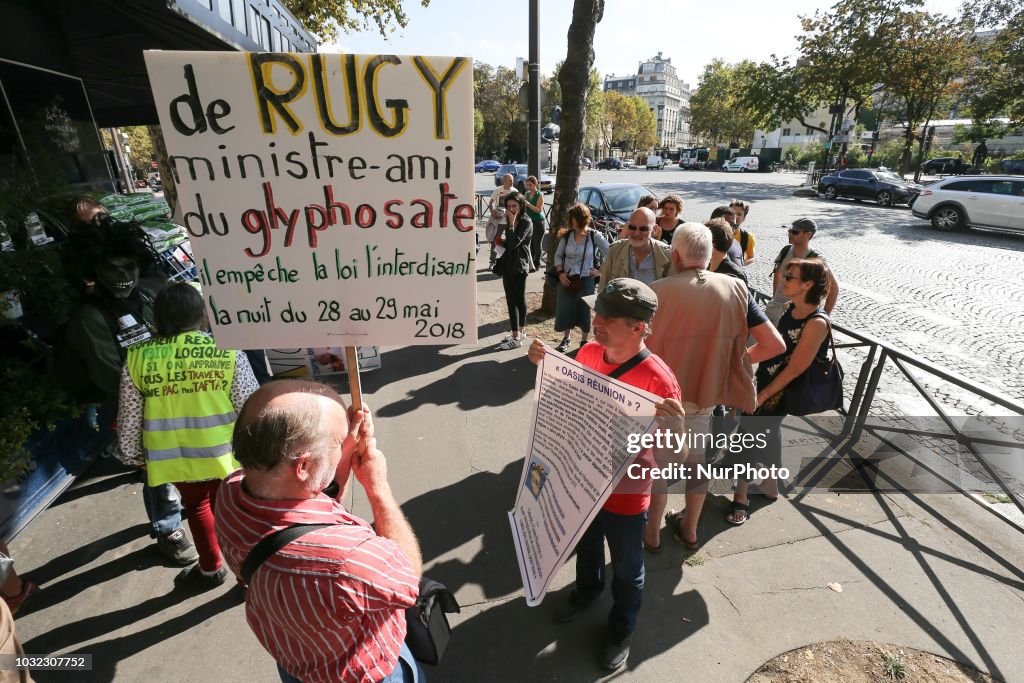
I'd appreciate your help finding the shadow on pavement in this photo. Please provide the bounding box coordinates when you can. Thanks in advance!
[377,354,536,417]
[432,562,706,682]
[27,586,241,683]
[25,522,152,587]
[405,460,524,599]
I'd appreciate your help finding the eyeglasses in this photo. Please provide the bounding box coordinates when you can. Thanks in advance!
[627,225,650,232]
[782,274,800,281]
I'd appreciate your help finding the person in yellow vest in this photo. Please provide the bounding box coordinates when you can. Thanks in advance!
[117,283,259,587]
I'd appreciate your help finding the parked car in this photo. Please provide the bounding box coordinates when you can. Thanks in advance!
[645,155,666,170]
[911,175,1024,232]
[724,156,759,173]
[475,159,501,173]
[577,183,658,229]
[493,163,554,193]
[580,157,593,170]
[921,157,973,175]
[817,168,922,207]
[999,158,1024,175]
[596,157,622,170]
[621,158,636,169]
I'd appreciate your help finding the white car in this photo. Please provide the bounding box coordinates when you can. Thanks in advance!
[645,155,665,170]
[911,175,1024,233]
[621,158,636,169]
[724,156,759,173]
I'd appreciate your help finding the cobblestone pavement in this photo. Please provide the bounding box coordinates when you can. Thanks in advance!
[476,168,1024,491]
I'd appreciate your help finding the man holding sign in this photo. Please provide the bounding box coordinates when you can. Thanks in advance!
[527,279,684,671]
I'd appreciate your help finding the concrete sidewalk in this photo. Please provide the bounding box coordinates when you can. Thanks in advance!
[11,262,1024,682]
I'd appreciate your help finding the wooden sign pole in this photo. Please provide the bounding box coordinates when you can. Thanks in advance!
[345,346,363,411]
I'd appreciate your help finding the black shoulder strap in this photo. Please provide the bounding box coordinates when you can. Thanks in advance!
[240,523,332,584]
[608,348,651,379]
[740,229,750,253]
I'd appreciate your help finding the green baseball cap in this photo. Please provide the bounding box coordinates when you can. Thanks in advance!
[583,278,659,322]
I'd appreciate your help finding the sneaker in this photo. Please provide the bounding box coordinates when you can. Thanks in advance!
[175,563,228,589]
[497,337,523,350]
[602,633,633,671]
[157,528,200,566]
[554,590,599,623]
[2,579,39,616]
[555,338,571,353]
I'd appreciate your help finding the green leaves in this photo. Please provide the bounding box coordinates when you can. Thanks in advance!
[282,0,430,42]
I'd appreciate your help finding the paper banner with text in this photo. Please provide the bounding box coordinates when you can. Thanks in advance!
[508,350,661,607]
[144,51,476,348]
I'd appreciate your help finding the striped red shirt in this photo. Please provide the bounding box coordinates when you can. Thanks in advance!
[215,471,419,683]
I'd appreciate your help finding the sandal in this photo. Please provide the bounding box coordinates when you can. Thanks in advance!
[725,500,750,526]
[643,540,662,555]
[664,510,700,551]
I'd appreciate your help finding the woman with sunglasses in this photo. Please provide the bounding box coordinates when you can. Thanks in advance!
[725,258,834,525]
[552,202,609,353]
[495,193,534,350]
[598,207,672,293]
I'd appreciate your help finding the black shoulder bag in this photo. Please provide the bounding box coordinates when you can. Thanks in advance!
[240,523,460,666]
[781,312,844,416]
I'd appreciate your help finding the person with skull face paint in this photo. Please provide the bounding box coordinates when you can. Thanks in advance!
[64,221,199,566]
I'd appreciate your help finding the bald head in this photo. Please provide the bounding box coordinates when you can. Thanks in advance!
[630,207,655,228]
[233,380,348,472]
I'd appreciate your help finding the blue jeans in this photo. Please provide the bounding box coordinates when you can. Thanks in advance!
[277,642,424,683]
[142,481,183,538]
[574,509,647,639]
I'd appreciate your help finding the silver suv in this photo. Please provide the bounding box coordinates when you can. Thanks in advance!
[911,175,1024,233]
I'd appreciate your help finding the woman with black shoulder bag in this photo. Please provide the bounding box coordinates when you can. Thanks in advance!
[494,194,533,350]
[552,202,610,353]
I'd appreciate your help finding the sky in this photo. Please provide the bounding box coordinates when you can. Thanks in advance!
[324,0,965,88]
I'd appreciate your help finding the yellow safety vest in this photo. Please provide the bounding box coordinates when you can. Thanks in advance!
[126,332,239,487]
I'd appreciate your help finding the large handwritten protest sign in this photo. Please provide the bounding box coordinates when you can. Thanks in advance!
[144,52,476,348]
[508,350,662,606]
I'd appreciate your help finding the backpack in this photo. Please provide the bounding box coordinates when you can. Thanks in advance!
[772,245,819,274]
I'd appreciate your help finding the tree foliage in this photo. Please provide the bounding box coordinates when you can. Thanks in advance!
[964,0,1024,125]
[281,0,430,42]
[690,60,756,146]
[473,63,524,160]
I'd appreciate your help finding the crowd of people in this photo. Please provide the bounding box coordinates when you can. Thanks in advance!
[5,185,845,682]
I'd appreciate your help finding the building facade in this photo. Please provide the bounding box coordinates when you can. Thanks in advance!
[604,53,693,150]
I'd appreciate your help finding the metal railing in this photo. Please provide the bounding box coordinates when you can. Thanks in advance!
[751,288,1024,526]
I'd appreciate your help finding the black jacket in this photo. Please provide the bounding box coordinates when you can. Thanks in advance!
[502,214,534,275]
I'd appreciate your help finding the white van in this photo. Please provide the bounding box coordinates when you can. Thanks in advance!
[646,155,665,169]
[725,156,759,173]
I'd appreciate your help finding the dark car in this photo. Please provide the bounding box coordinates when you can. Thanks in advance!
[921,157,973,175]
[475,159,501,173]
[596,157,622,170]
[578,183,658,227]
[817,169,922,207]
[493,163,554,193]
[999,158,1024,175]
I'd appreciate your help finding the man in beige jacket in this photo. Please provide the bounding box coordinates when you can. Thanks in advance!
[644,223,782,552]
[599,208,672,290]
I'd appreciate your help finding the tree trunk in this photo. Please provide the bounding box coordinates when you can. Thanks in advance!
[541,0,604,315]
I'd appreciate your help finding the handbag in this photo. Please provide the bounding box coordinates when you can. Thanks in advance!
[491,254,505,276]
[564,274,584,294]
[782,312,844,416]
[405,576,461,665]
[240,524,460,666]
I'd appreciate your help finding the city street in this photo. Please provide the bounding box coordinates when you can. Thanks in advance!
[478,167,1024,417]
